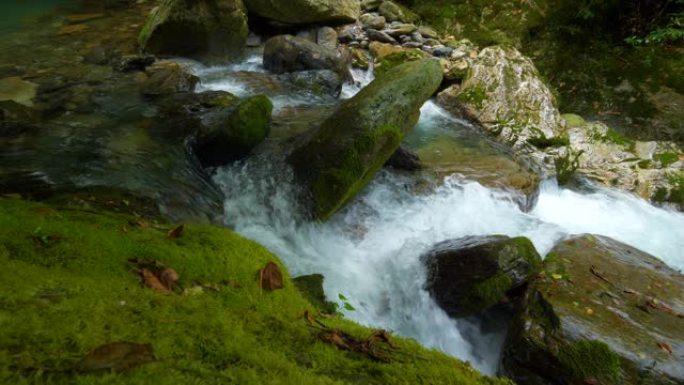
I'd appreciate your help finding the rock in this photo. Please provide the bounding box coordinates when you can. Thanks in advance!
[0,77,38,107]
[296,29,317,42]
[288,58,443,220]
[366,29,398,44]
[277,70,343,98]
[369,41,430,77]
[316,26,338,49]
[410,31,424,43]
[243,0,360,24]
[193,94,274,167]
[138,0,248,64]
[141,62,199,96]
[359,13,386,30]
[432,46,453,57]
[384,23,417,37]
[423,235,542,318]
[385,145,422,171]
[503,235,684,385]
[293,274,337,313]
[337,24,363,43]
[378,1,408,22]
[436,46,565,173]
[418,25,439,39]
[263,35,351,79]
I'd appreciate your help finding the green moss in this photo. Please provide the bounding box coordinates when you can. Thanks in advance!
[637,159,652,169]
[375,50,429,77]
[457,86,487,109]
[511,237,542,273]
[562,113,587,128]
[527,133,570,149]
[653,152,679,167]
[227,94,273,148]
[554,149,584,186]
[293,274,337,314]
[0,198,509,385]
[462,272,513,313]
[558,340,620,383]
[311,123,403,220]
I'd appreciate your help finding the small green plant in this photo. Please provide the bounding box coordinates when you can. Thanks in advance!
[338,293,356,311]
[555,149,584,186]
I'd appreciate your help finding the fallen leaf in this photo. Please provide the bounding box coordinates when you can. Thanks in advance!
[159,268,179,291]
[658,341,673,354]
[585,307,594,316]
[167,225,184,240]
[551,273,563,280]
[259,262,283,291]
[74,342,155,373]
[141,269,169,293]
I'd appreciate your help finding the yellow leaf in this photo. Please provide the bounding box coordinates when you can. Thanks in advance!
[551,273,563,280]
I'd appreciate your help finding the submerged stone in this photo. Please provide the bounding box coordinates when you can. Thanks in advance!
[423,235,542,318]
[138,0,248,63]
[503,235,684,385]
[288,58,443,220]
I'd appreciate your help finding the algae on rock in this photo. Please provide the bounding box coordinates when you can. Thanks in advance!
[288,58,443,220]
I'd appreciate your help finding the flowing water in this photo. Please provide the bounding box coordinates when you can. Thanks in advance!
[197,58,684,374]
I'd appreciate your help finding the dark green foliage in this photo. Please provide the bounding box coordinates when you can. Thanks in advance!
[555,149,584,186]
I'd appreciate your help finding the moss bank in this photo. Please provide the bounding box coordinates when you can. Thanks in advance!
[0,198,509,385]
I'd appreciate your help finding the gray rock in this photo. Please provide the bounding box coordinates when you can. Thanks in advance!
[141,62,199,96]
[432,46,453,57]
[367,28,397,44]
[378,1,405,22]
[385,145,422,171]
[246,32,262,47]
[263,35,351,79]
[410,31,424,43]
[277,70,343,98]
[384,23,417,37]
[361,0,382,11]
[418,25,439,39]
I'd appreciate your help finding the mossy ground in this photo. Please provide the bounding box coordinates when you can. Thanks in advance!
[0,197,508,385]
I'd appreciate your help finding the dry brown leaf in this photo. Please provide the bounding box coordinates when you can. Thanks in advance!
[167,225,184,240]
[142,269,169,293]
[74,342,155,373]
[159,268,179,291]
[259,262,283,291]
[658,341,673,354]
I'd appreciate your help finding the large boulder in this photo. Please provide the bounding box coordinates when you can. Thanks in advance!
[263,35,351,79]
[503,235,684,385]
[138,0,248,63]
[288,58,443,220]
[243,0,360,24]
[423,236,542,318]
[436,46,565,172]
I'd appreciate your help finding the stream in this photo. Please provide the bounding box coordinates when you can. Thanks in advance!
[194,56,684,374]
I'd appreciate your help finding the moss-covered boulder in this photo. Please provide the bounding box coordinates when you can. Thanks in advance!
[0,198,512,385]
[243,0,360,24]
[293,274,337,314]
[288,58,443,220]
[263,35,351,80]
[138,0,248,64]
[423,235,542,318]
[193,94,274,167]
[503,235,684,385]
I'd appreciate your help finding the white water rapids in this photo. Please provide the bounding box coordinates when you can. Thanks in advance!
[196,56,684,374]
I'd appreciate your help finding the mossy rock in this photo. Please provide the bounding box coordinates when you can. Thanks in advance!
[288,58,443,220]
[194,94,273,168]
[138,0,248,64]
[502,234,684,385]
[369,42,431,77]
[423,235,542,318]
[243,0,360,24]
[0,198,512,385]
[263,35,351,79]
